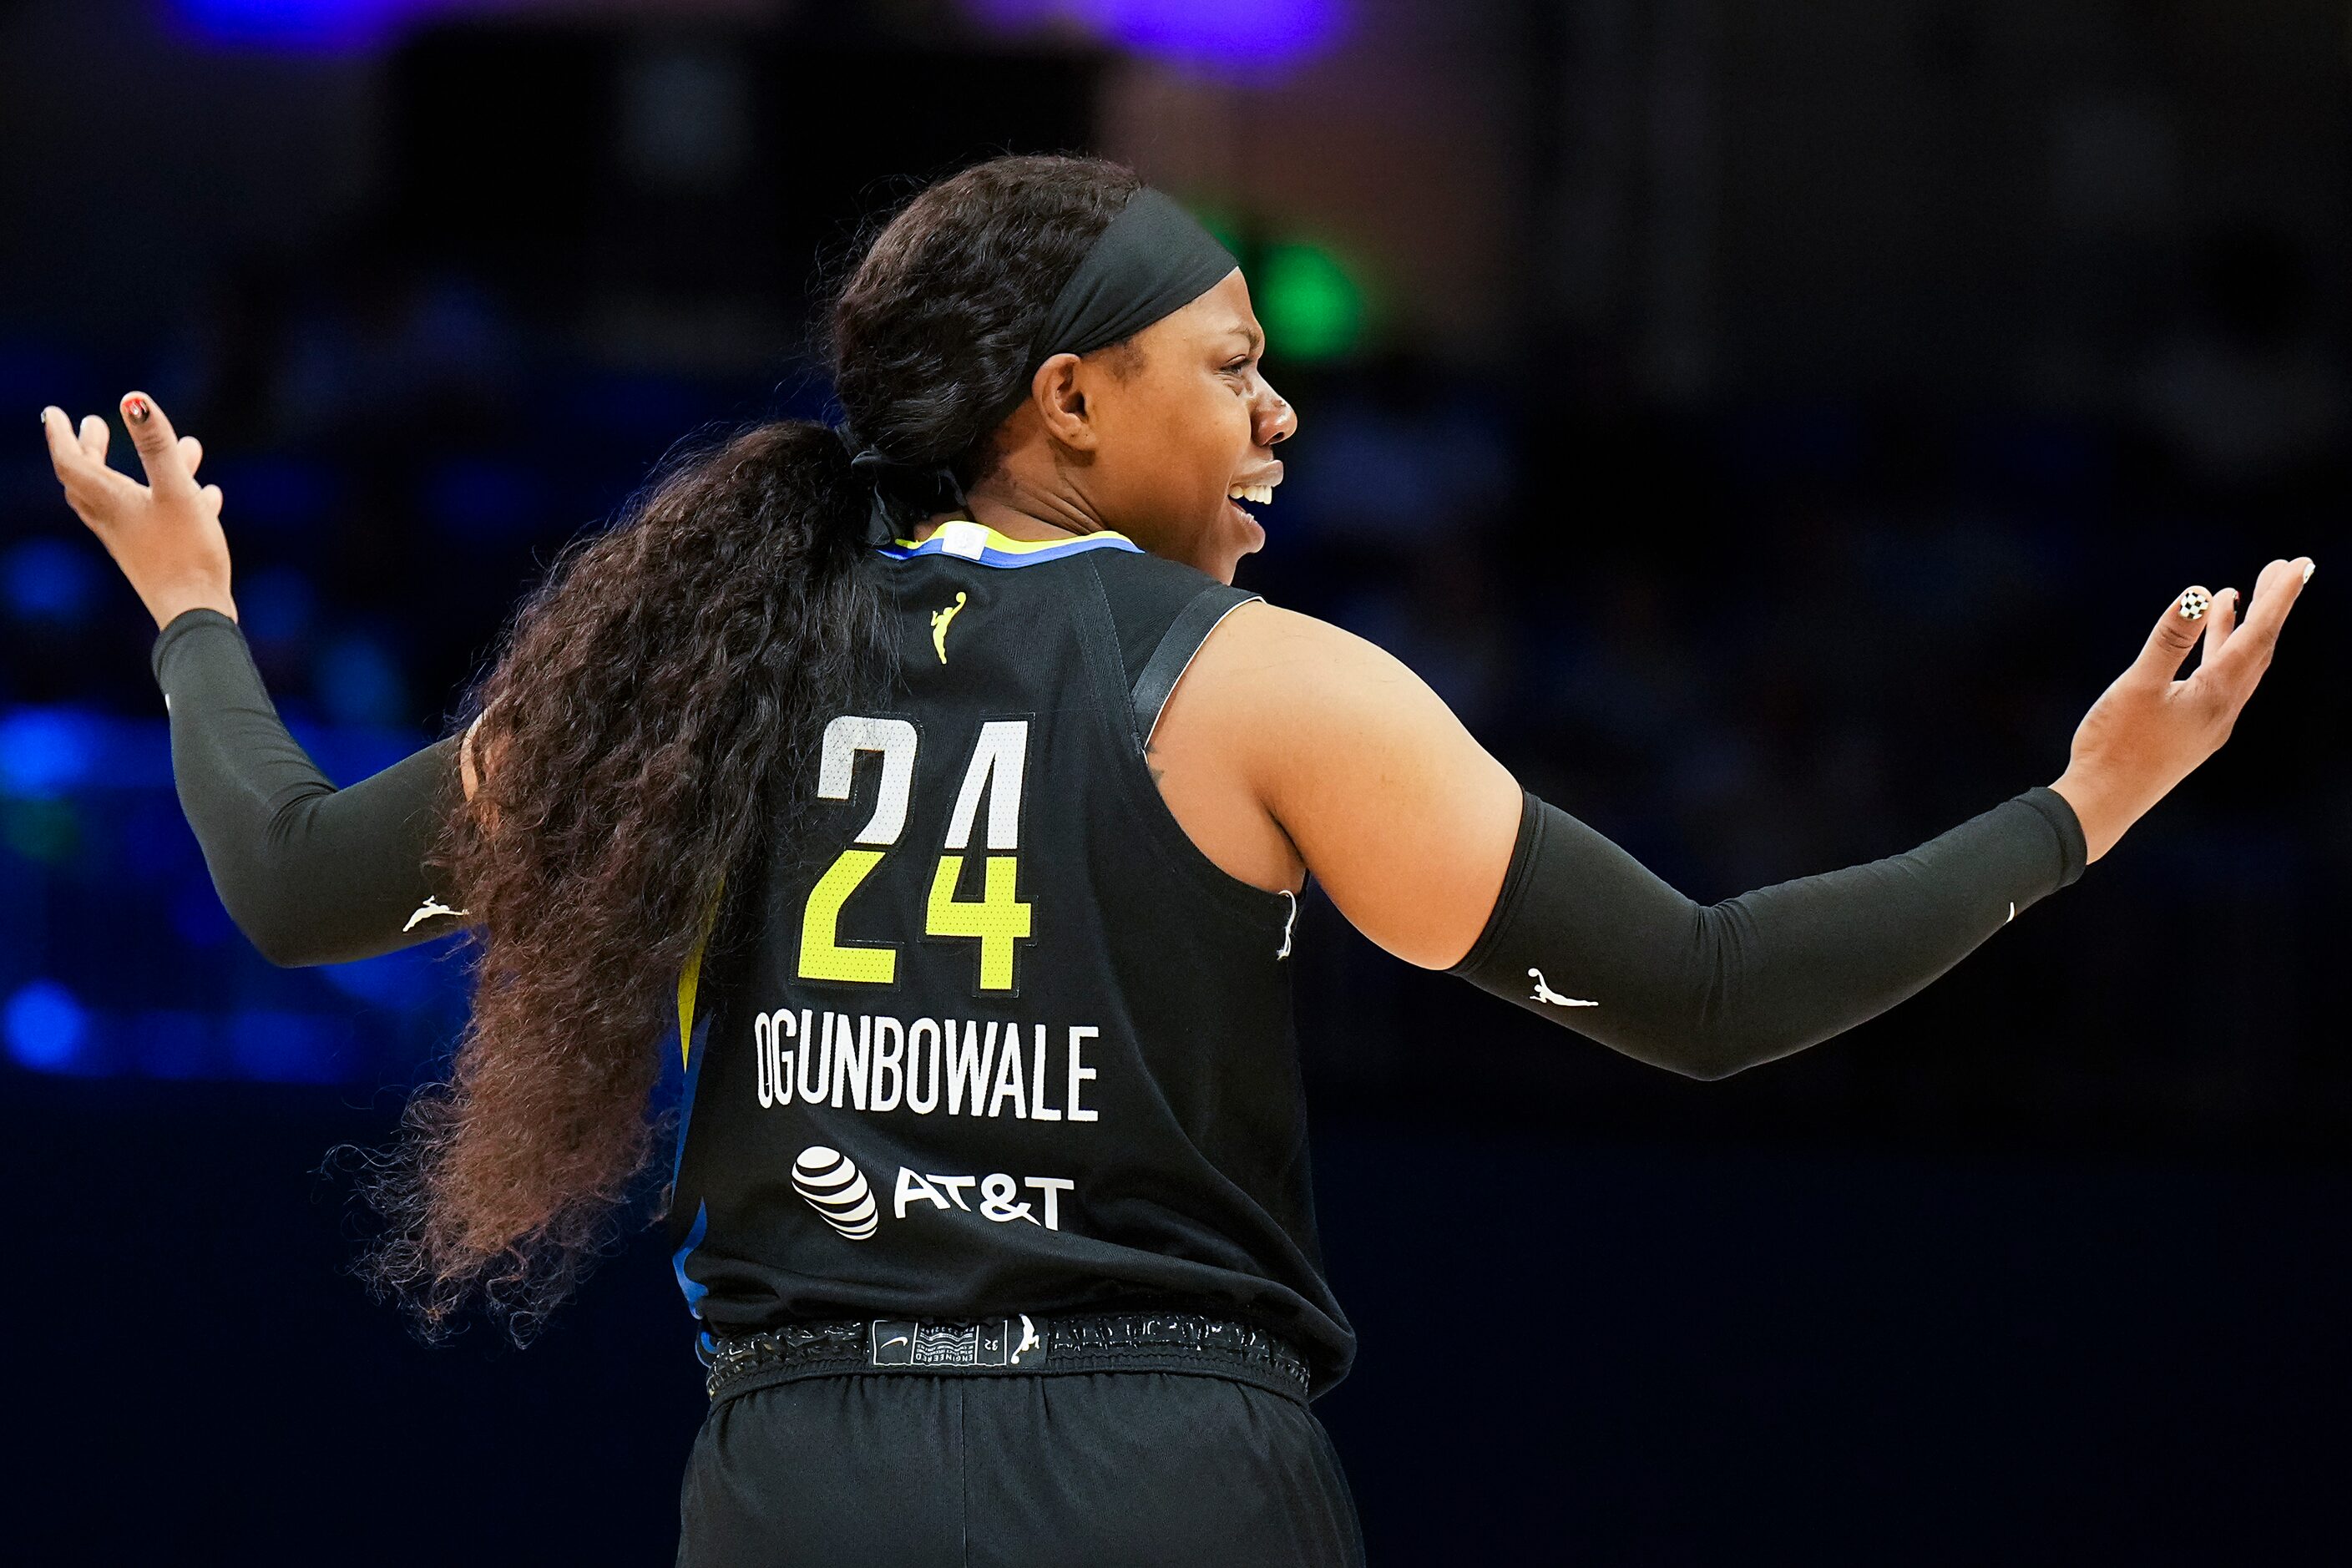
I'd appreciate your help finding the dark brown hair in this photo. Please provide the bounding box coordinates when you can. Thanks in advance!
[360,154,1143,1339]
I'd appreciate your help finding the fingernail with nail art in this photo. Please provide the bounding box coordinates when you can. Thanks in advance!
[2177,589,2209,621]
[2302,560,2316,584]
[124,397,149,423]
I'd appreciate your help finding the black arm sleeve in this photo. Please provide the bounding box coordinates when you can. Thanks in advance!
[150,607,472,968]
[1444,785,2086,1080]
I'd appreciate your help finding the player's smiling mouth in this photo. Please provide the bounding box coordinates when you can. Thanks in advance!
[1226,464,1282,524]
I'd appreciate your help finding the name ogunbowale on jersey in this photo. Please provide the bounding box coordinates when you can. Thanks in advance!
[668,533,1356,1395]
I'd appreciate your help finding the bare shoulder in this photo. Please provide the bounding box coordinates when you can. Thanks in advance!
[1186,599,1434,720]
[1189,599,1493,781]
[1181,599,1523,969]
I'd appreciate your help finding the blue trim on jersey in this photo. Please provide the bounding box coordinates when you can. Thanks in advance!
[672,1199,711,1318]
[872,524,1143,569]
[670,1006,713,1317]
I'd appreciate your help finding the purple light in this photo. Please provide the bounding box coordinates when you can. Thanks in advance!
[965,0,1346,77]
[1110,0,1343,68]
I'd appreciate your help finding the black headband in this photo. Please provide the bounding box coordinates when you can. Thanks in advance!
[842,186,1239,547]
[1025,186,1240,367]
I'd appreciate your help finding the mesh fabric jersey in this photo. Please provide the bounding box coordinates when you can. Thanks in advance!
[666,518,1354,1398]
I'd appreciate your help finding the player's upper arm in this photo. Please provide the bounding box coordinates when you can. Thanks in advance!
[1212,602,1523,969]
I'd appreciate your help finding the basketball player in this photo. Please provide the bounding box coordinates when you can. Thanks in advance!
[43,155,2311,1565]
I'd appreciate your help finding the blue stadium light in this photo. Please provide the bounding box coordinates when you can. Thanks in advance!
[315,635,409,727]
[166,1,420,53]
[171,879,238,949]
[6,980,89,1071]
[204,454,342,534]
[0,707,99,800]
[236,565,319,652]
[226,1009,347,1083]
[133,1010,217,1080]
[424,456,547,541]
[321,945,444,1014]
[3,538,102,625]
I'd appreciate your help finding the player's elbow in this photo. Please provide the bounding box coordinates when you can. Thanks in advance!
[1626,1026,1781,1082]
[1682,1052,1761,1083]
[1652,1048,1748,1083]
[1657,1055,1726,1083]
[213,878,333,968]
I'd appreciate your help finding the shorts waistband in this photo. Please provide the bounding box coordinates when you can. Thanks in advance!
[701,1310,1314,1406]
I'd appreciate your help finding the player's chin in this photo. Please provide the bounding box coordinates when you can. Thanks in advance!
[1223,494,1267,553]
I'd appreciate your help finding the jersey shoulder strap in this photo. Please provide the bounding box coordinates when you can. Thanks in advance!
[1130,582,1262,748]
[1075,549,1265,754]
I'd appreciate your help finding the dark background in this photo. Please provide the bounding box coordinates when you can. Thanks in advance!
[3,1,2345,1561]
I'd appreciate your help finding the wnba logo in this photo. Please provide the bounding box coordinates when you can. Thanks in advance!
[792,1146,879,1241]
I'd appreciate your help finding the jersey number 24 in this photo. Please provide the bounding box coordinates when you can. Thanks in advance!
[797,715,1032,993]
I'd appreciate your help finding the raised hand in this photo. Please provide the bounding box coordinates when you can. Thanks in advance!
[2051,557,2314,862]
[40,391,235,630]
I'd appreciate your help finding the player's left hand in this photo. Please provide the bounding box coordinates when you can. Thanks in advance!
[40,391,237,630]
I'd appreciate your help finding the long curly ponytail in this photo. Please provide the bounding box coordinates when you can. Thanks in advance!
[362,154,1145,1338]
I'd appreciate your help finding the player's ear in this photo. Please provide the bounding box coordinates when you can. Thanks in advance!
[1031,353,1100,452]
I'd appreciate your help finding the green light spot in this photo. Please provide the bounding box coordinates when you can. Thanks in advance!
[1186,202,1246,256]
[1258,242,1365,361]
[5,799,79,864]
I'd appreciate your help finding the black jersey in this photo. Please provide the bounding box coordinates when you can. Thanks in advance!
[666,518,1353,1396]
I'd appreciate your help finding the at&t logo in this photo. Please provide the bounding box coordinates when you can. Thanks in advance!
[792,1146,879,1241]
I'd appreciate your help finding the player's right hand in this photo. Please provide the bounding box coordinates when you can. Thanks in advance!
[40,391,236,631]
[2051,556,2313,862]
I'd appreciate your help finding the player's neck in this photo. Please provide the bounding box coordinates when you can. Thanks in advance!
[920,479,1105,544]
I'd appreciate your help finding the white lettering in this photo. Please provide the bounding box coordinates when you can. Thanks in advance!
[886,1168,1079,1233]
[832,1012,870,1110]
[754,1012,773,1109]
[979,1173,1035,1223]
[947,1020,997,1115]
[987,1029,1028,1119]
[906,1018,942,1114]
[1024,1176,1074,1232]
[795,1007,826,1103]
[893,1166,949,1217]
[869,1015,904,1112]
[1028,1024,1060,1120]
[771,1009,795,1106]
[1067,1025,1099,1122]
[745,1007,1107,1120]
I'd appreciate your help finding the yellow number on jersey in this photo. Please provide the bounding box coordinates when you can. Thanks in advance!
[799,848,897,984]
[794,715,918,985]
[792,714,1033,989]
[925,854,1031,991]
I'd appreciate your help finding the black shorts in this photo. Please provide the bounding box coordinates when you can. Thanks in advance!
[675,1368,1367,1566]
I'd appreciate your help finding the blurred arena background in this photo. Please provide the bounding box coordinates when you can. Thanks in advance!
[3,1,2346,1560]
